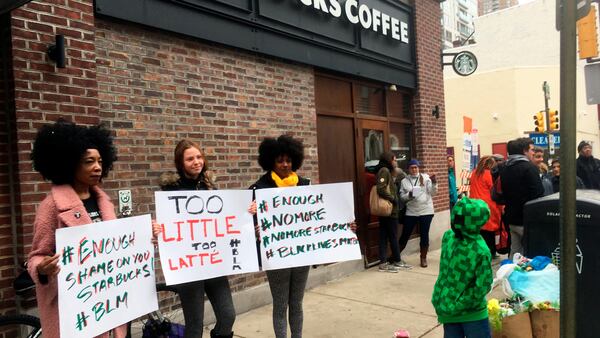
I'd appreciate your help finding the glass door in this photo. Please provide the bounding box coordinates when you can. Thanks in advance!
[356,119,389,266]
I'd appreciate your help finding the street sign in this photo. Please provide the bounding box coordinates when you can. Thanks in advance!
[529,132,561,147]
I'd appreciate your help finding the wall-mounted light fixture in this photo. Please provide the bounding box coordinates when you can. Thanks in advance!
[432,105,440,119]
[47,34,65,68]
[387,84,397,91]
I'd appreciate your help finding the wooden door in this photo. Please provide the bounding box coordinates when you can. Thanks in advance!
[356,119,389,265]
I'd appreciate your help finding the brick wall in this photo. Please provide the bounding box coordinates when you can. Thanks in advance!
[9,0,99,269]
[414,0,449,211]
[94,18,318,289]
[0,13,18,315]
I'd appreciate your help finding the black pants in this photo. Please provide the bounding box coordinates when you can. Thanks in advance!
[480,230,497,256]
[379,216,400,263]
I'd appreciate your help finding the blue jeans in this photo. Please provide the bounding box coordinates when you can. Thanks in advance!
[443,318,491,338]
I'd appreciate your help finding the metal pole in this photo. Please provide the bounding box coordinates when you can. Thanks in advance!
[543,81,551,154]
[559,0,577,337]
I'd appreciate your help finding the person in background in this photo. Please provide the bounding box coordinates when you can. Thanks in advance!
[532,147,545,167]
[500,138,544,256]
[27,120,125,338]
[448,155,458,209]
[374,151,402,273]
[539,162,553,196]
[468,156,503,257]
[550,158,584,192]
[576,141,600,189]
[532,147,553,195]
[490,154,505,182]
[153,139,235,338]
[432,197,493,338]
[399,159,438,268]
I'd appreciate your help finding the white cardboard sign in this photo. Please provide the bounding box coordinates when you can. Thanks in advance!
[56,214,158,337]
[255,182,361,270]
[155,190,259,285]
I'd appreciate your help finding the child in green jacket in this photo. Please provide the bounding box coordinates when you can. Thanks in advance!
[431,197,493,338]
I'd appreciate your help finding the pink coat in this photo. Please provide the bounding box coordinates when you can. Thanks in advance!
[27,184,127,338]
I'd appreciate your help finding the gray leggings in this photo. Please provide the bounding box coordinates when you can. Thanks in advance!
[266,266,310,338]
[175,276,236,338]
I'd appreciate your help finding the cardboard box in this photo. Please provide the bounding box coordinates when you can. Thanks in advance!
[492,312,533,338]
[530,310,559,338]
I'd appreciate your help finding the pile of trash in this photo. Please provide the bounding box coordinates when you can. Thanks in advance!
[488,253,559,337]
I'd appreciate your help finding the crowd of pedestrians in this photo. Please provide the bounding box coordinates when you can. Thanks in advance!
[448,137,600,259]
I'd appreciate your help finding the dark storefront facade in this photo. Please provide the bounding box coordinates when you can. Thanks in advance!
[0,0,448,316]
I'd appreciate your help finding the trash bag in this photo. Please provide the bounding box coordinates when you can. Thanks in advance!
[508,269,560,304]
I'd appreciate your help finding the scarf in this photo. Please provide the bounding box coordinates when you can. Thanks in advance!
[271,171,299,187]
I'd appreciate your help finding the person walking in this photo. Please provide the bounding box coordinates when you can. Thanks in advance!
[500,138,544,256]
[374,152,402,272]
[468,156,503,257]
[153,139,235,338]
[399,159,438,268]
[27,120,126,338]
[432,197,493,338]
[576,141,600,189]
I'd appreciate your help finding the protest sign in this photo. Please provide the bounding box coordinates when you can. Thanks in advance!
[255,182,361,270]
[155,190,259,285]
[56,214,157,337]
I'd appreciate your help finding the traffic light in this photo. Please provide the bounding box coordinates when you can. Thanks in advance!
[534,111,545,132]
[548,109,559,131]
[577,5,598,59]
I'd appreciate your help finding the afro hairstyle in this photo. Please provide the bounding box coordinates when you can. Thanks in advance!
[258,135,304,172]
[31,119,117,185]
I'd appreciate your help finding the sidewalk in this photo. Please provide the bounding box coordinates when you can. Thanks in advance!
[212,250,447,338]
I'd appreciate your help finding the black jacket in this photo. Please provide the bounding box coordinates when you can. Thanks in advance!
[551,174,585,193]
[158,171,215,191]
[500,155,544,225]
[576,156,600,190]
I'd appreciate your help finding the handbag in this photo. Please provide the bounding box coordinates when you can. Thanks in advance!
[369,185,393,217]
[495,217,510,254]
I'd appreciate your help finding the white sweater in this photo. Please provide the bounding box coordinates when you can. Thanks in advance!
[399,173,437,216]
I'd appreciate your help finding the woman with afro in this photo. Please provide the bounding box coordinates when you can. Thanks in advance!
[153,139,236,338]
[248,135,311,338]
[27,119,125,338]
[248,135,356,338]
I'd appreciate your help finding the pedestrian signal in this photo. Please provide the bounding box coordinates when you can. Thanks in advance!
[577,5,598,59]
[548,109,559,131]
[534,111,545,132]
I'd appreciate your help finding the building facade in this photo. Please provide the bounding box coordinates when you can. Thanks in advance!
[441,0,478,49]
[445,0,599,178]
[478,0,518,16]
[1,0,449,317]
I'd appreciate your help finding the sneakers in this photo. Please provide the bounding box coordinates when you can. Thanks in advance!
[378,263,400,273]
[392,260,413,270]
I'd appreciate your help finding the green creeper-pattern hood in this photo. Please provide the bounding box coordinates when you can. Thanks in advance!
[431,197,493,324]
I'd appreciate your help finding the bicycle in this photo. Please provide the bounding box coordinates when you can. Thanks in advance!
[0,265,185,338]
[0,265,41,338]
